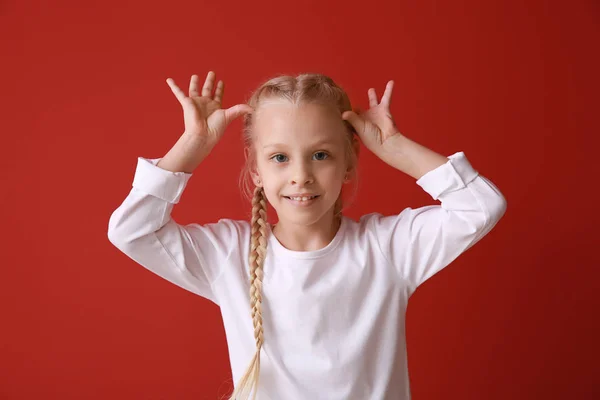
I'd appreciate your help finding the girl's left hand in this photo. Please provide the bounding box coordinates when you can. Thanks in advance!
[342,80,403,156]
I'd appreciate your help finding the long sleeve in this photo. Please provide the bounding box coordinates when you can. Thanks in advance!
[107,157,238,306]
[372,151,507,292]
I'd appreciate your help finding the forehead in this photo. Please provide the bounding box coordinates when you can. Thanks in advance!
[253,100,345,149]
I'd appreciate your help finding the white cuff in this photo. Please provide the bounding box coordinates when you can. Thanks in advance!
[131,157,193,204]
[415,151,479,200]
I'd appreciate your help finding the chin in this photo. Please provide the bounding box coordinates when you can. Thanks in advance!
[277,200,335,224]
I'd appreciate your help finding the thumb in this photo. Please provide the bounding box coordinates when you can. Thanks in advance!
[224,104,254,125]
[342,111,364,135]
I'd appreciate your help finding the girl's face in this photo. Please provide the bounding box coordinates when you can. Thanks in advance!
[252,100,351,227]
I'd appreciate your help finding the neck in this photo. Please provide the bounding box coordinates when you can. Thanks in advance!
[272,214,342,252]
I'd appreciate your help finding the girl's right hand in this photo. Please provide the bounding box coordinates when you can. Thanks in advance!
[166,71,253,147]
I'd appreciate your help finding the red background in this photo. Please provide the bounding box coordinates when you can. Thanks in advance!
[2,0,598,398]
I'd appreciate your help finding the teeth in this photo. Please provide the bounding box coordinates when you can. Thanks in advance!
[289,196,316,201]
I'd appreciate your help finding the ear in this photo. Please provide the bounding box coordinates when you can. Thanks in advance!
[352,136,360,156]
[244,147,262,187]
[345,137,360,182]
[250,170,262,187]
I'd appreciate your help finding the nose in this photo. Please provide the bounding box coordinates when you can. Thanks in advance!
[289,160,314,185]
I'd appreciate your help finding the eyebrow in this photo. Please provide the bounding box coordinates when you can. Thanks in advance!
[263,139,336,150]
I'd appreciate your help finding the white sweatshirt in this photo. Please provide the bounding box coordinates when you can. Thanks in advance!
[108,151,507,400]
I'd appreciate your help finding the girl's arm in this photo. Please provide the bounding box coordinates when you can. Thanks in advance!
[108,72,251,304]
[376,133,449,180]
[371,150,507,292]
[107,156,237,305]
[343,81,506,291]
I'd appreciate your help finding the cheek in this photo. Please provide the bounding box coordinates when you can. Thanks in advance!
[319,164,345,181]
[261,178,282,203]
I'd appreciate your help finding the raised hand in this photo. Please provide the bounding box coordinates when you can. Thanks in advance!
[166,71,253,147]
[342,80,402,155]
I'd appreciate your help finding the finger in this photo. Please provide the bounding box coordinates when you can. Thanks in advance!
[368,88,378,108]
[214,80,224,104]
[202,71,216,97]
[224,104,254,125]
[189,74,199,97]
[380,80,394,107]
[166,78,186,104]
[342,111,365,136]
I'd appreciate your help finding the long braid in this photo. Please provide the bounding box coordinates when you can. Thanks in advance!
[228,186,268,400]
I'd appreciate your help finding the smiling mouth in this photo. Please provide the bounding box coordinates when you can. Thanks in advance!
[284,195,320,202]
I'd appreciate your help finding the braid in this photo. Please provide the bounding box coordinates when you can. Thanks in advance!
[249,186,267,350]
[227,186,268,400]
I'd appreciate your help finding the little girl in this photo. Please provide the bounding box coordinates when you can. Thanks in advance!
[108,71,507,400]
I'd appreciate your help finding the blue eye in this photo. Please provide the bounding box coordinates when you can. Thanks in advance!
[271,154,288,163]
[313,151,329,161]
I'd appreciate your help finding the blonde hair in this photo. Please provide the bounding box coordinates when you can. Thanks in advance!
[229,73,359,400]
